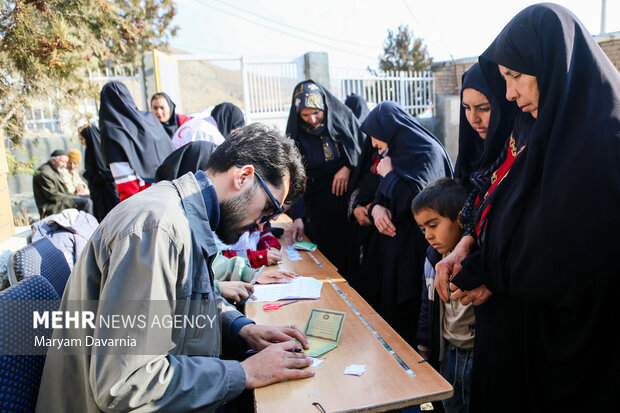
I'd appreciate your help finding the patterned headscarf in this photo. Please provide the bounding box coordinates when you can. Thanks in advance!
[293,82,325,113]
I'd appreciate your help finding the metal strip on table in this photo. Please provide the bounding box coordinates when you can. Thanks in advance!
[328,278,416,377]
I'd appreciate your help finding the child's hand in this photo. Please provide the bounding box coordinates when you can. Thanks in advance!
[266,248,282,265]
[435,235,475,303]
[451,284,493,306]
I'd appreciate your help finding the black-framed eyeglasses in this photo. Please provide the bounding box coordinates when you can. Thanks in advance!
[237,165,284,223]
[254,171,284,223]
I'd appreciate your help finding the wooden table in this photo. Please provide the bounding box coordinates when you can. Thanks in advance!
[247,218,453,412]
[270,220,342,281]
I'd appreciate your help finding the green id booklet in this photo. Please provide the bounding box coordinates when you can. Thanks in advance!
[293,241,317,251]
[303,308,346,357]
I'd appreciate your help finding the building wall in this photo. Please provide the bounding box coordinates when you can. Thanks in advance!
[432,57,478,97]
[433,32,620,100]
[431,57,477,166]
[597,32,620,71]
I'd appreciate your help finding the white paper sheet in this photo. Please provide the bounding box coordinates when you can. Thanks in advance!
[250,276,323,302]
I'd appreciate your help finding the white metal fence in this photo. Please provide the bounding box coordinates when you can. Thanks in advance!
[23,98,62,134]
[241,59,300,123]
[241,63,436,122]
[330,68,436,117]
[22,57,436,136]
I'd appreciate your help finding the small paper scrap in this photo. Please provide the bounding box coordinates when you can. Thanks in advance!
[344,364,366,376]
[310,357,324,367]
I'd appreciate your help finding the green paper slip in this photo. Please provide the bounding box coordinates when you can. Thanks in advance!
[293,241,317,251]
[304,308,346,357]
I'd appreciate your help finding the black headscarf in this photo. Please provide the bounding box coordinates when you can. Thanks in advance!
[286,80,365,168]
[360,101,453,187]
[475,4,620,408]
[151,92,178,138]
[155,141,217,182]
[80,125,110,182]
[344,93,370,122]
[211,102,245,137]
[454,63,516,192]
[99,81,174,182]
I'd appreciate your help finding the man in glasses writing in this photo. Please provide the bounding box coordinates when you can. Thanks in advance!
[37,124,312,412]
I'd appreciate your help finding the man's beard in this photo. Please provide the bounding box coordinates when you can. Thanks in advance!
[216,186,258,244]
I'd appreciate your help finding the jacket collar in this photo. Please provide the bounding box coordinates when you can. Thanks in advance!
[172,172,219,259]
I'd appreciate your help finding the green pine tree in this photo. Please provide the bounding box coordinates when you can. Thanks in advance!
[378,24,433,73]
[0,0,178,150]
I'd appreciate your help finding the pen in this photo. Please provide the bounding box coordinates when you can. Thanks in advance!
[289,348,303,353]
[250,265,266,286]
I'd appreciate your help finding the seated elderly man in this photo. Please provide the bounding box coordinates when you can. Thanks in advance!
[60,149,90,196]
[33,149,93,218]
[36,124,313,412]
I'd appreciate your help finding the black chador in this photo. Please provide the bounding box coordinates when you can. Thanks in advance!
[360,101,452,346]
[285,80,365,277]
[451,4,620,411]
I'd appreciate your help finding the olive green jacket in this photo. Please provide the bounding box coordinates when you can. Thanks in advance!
[32,161,76,217]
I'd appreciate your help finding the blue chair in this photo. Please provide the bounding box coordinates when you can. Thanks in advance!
[8,238,71,298]
[0,276,59,413]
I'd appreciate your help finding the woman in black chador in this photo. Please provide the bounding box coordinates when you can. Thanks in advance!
[78,125,120,221]
[360,101,452,346]
[344,93,370,123]
[286,80,365,277]
[345,93,380,296]
[454,62,516,194]
[99,81,174,201]
[441,4,620,411]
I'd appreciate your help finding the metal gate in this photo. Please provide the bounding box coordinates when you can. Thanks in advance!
[241,58,301,123]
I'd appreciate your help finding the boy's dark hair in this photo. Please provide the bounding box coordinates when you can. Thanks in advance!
[206,123,306,205]
[412,177,468,221]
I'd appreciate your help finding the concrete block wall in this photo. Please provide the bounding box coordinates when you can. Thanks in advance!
[432,57,477,97]
[431,57,476,166]
[432,32,620,99]
[597,32,620,71]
